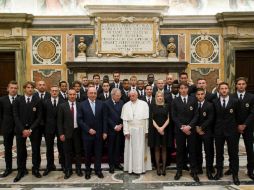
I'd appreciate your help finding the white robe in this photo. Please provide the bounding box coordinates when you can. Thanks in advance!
[121,99,152,174]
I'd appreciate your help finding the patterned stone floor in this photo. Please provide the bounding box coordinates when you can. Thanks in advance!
[0,137,253,189]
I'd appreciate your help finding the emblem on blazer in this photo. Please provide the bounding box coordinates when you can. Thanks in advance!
[33,107,36,112]
[230,109,233,113]
[203,112,207,116]
[190,106,193,110]
[246,103,249,108]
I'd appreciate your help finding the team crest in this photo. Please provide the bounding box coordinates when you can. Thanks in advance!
[246,103,249,108]
[203,112,207,116]
[190,106,193,111]
[33,107,36,112]
[230,109,233,113]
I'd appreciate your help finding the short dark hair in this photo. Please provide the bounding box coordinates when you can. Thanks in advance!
[59,81,67,86]
[197,78,206,82]
[93,74,100,79]
[23,81,35,89]
[113,71,120,75]
[235,77,248,84]
[179,82,188,88]
[102,81,109,85]
[72,80,81,87]
[8,80,18,85]
[196,88,205,93]
[123,79,129,83]
[180,72,188,77]
[218,82,229,89]
[145,84,152,89]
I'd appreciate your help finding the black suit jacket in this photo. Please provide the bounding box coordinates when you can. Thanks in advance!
[197,100,214,135]
[110,82,123,91]
[34,91,51,100]
[0,95,19,135]
[95,85,103,95]
[121,89,130,103]
[233,92,254,128]
[57,101,81,139]
[172,96,199,133]
[59,92,68,102]
[43,98,64,134]
[164,84,172,92]
[97,92,111,101]
[212,96,239,137]
[76,92,87,102]
[104,99,124,134]
[13,95,42,135]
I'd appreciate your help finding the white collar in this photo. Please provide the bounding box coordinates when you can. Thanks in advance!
[237,91,245,97]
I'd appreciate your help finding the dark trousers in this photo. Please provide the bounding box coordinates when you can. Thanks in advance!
[238,128,254,173]
[44,132,56,169]
[63,128,82,171]
[215,134,239,175]
[57,136,65,167]
[196,134,214,170]
[16,135,27,172]
[108,132,122,167]
[3,132,14,169]
[175,131,197,173]
[83,136,102,172]
[29,128,42,170]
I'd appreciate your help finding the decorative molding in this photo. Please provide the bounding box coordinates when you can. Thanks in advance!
[0,13,33,28]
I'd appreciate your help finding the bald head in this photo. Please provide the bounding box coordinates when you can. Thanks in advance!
[87,87,97,101]
[37,80,47,93]
[156,79,164,90]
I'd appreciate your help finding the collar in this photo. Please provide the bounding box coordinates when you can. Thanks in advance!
[51,97,58,101]
[220,96,229,102]
[237,91,246,97]
[9,95,17,99]
[88,99,95,104]
[68,100,76,105]
[25,95,32,100]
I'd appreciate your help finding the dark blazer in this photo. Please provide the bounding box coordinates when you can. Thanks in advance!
[121,89,130,103]
[97,92,111,101]
[104,99,124,134]
[34,91,51,100]
[164,84,172,92]
[212,96,239,137]
[95,85,103,95]
[137,89,146,99]
[76,92,87,102]
[171,95,199,133]
[59,91,68,102]
[77,99,106,139]
[152,89,170,98]
[0,95,19,135]
[110,82,123,91]
[197,100,214,135]
[13,95,42,135]
[233,92,254,127]
[57,101,80,139]
[43,98,64,134]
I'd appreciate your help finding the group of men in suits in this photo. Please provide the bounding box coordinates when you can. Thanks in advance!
[0,71,253,186]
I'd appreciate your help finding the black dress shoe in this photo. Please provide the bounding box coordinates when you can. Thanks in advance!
[95,171,104,178]
[156,169,161,176]
[191,173,200,182]
[248,172,254,180]
[0,168,12,178]
[207,172,214,180]
[43,169,52,176]
[24,169,28,175]
[233,175,240,185]
[162,169,166,176]
[109,167,115,174]
[64,170,73,179]
[115,164,124,170]
[76,169,83,177]
[85,172,91,180]
[183,165,189,171]
[214,170,223,180]
[32,170,42,178]
[174,170,182,180]
[197,168,203,174]
[224,169,232,176]
[14,171,24,182]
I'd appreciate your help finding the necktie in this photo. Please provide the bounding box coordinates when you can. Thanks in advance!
[198,102,202,112]
[183,97,186,104]
[11,96,15,104]
[223,99,226,108]
[91,101,95,115]
[27,97,30,104]
[40,94,44,100]
[116,84,119,88]
[53,99,57,107]
[96,86,98,90]
[105,93,108,99]
[126,91,128,96]
[148,98,151,104]
[141,91,143,96]
[240,94,243,101]
[71,102,74,119]
[77,93,80,100]
[64,93,66,100]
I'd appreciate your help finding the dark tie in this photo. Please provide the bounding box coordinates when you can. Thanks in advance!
[11,96,15,104]
[105,93,108,99]
[223,99,226,108]
[126,91,128,96]
[183,98,186,104]
[77,93,80,100]
[96,86,98,90]
[240,94,243,101]
[198,102,202,112]
[40,94,44,100]
[27,97,30,104]
[64,93,66,100]
[116,84,119,88]
[53,99,57,107]
[148,98,151,104]
[70,102,74,119]
[141,91,143,96]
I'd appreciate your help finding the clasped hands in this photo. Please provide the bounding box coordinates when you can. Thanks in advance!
[238,124,246,134]
[22,129,31,138]
[181,125,191,135]
[196,126,205,135]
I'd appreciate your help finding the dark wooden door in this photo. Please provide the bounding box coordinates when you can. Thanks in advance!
[0,52,16,96]
[235,50,254,94]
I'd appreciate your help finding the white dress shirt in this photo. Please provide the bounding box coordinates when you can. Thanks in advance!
[8,95,17,104]
[51,97,59,106]
[237,91,246,99]
[25,95,33,103]
[220,96,229,107]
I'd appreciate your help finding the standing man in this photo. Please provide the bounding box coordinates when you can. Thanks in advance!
[80,76,89,95]
[195,88,214,180]
[233,77,254,180]
[72,80,86,102]
[43,85,64,176]
[179,72,196,95]
[153,79,170,99]
[121,79,130,103]
[129,76,137,91]
[172,83,199,182]
[93,74,103,94]
[147,73,156,91]
[213,82,240,185]
[78,87,107,179]
[164,74,174,92]
[104,88,124,173]
[121,90,152,174]
[13,81,42,182]
[59,81,68,102]
[110,71,122,91]
[57,89,83,179]
[34,80,50,100]
[0,81,19,178]
[137,80,145,99]
[98,81,111,101]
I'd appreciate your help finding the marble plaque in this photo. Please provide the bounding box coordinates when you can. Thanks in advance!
[96,17,159,57]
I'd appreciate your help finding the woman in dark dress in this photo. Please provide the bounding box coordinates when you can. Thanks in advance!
[149,91,170,176]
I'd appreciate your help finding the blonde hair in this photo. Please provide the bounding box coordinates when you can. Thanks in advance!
[155,91,165,106]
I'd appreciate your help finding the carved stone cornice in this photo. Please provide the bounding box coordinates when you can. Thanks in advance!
[0,13,33,28]
[216,12,254,26]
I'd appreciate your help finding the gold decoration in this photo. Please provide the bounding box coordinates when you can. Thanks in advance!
[77,37,87,57]
[195,40,214,58]
[37,41,56,59]
[167,37,177,58]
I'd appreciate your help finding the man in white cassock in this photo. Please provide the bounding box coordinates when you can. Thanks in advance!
[121,90,152,174]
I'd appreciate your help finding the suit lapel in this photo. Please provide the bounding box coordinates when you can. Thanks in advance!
[86,100,96,118]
